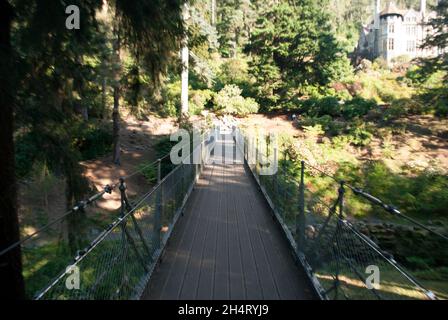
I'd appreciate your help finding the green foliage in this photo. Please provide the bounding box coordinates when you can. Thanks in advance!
[216,0,255,57]
[299,95,376,120]
[246,0,353,110]
[73,122,113,161]
[15,133,40,178]
[137,162,157,184]
[153,136,178,178]
[347,125,373,147]
[419,0,448,83]
[189,89,214,115]
[302,96,342,117]
[302,124,325,137]
[362,162,448,217]
[218,58,250,86]
[342,97,377,119]
[300,115,345,136]
[215,57,255,96]
[357,70,414,104]
[214,85,259,116]
[160,80,182,117]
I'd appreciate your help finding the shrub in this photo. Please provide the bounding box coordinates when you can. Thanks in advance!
[347,125,373,147]
[160,80,181,117]
[300,96,341,118]
[189,89,214,115]
[341,97,377,119]
[391,54,411,65]
[300,115,345,136]
[218,58,251,87]
[372,57,388,70]
[74,123,113,160]
[405,65,426,85]
[362,162,448,217]
[302,124,325,138]
[214,85,259,117]
[137,162,157,184]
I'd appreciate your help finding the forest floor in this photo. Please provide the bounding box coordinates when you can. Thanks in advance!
[18,114,179,236]
[18,112,448,236]
[241,113,448,173]
[81,114,178,212]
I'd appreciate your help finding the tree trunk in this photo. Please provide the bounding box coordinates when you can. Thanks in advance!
[0,0,26,299]
[112,30,121,165]
[64,159,89,255]
[181,3,189,116]
[211,0,216,25]
[81,106,89,121]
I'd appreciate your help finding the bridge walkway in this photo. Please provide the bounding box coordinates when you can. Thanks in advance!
[142,135,316,300]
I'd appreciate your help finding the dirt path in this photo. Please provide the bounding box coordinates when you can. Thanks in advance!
[81,115,179,212]
[18,115,179,236]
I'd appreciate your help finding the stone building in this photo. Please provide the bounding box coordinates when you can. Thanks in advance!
[357,0,444,63]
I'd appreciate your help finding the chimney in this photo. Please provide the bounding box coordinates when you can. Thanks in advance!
[420,0,426,15]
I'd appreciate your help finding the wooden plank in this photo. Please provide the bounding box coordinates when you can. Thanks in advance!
[142,136,315,300]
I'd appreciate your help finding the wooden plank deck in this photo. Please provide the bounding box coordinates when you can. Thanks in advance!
[142,134,316,300]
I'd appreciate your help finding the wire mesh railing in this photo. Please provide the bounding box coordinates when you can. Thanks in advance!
[234,127,439,300]
[1,129,214,300]
[34,134,213,300]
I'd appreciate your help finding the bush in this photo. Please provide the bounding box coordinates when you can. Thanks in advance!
[160,80,181,117]
[300,96,341,118]
[74,123,113,161]
[137,162,157,184]
[300,115,345,136]
[347,125,373,147]
[363,162,448,217]
[217,58,251,87]
[299,95,376,122]
[214,85,259,117]
[189,89,214,115]
[341,97,377,119]
[391,54,411,65]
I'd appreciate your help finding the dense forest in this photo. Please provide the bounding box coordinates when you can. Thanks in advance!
[0,0,447,299]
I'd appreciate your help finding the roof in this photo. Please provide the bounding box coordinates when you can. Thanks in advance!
[380,1,404,17]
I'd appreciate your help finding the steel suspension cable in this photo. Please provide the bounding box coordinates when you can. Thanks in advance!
[0,131,211,258]
[279,157,448,242]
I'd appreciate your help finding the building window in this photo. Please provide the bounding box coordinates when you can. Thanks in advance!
[389,24,395,33]
[388,38,395,50]
[407,26,417,36]
[407,40,416,52]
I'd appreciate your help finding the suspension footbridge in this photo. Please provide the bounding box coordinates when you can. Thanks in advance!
[143,137,315,300]
[0,126,445,300]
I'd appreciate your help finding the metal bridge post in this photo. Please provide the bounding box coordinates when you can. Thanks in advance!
[273,143,279,205]
[333,181,345,299]
[119,178,131,218]
[296,161,306,253]
[153,159,162,251]
[118,178,149,275]
[337,181,345,219]
[255,135,259,176]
